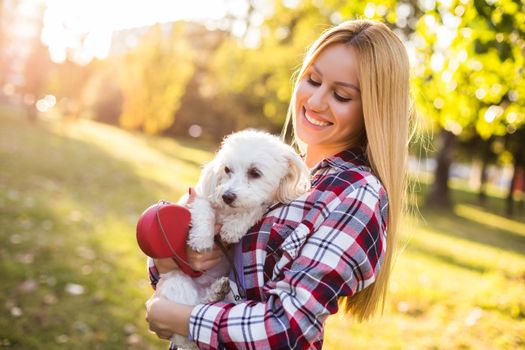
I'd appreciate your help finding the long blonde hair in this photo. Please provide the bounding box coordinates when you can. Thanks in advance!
[282,20,411,321]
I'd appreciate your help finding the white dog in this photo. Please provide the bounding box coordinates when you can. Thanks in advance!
[157,130,309,350]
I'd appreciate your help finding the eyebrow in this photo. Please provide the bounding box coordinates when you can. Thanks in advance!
[312,64,361,92]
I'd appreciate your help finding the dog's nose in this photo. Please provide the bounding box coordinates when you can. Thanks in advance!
[222,191,236,205]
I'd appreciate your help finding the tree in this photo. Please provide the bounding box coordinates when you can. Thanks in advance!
[19,2,52,121]
[0,0,7,96]
[413,0,525,208]
[504,126,525,216]
[82,62,123,125]
[202,0,337,137]
[45,58,96,120]
[118,23,195,134]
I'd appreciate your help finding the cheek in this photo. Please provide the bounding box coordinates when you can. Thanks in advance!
[294,81,310,110]
[335,103,364,130]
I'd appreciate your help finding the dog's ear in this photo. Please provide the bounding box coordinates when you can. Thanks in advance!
[195,159,220,198]
[275,150,310,203]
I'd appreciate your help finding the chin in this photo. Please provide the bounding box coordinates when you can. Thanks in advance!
[296,124,327,146]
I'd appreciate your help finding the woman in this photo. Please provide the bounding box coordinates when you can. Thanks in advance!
[146,19,411,349]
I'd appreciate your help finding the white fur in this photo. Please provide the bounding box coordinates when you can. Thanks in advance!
[157,130,309,350]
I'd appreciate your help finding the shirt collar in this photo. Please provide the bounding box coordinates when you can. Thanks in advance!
[309,147,368,175]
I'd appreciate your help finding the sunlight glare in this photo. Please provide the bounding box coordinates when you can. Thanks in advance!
[42,0,232,63]
[364,3,375,18]
[36,94,56,112]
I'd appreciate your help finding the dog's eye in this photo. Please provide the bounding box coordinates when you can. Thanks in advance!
[224,166,231,174]
[247,168,262,179]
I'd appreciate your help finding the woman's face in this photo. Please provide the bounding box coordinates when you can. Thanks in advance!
[294,44,365,159]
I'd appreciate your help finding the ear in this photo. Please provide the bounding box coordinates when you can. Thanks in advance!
[195,159,220,198]
[275,149,310,203]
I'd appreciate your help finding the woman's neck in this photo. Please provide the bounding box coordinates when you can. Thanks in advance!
[304,144,347,168]
[304,136,366,168]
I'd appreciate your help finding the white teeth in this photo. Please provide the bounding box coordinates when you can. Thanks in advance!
[304,111,331,126]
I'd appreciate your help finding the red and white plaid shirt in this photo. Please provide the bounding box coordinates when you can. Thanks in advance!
[149,148,388,350]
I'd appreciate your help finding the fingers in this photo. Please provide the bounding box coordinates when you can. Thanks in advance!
[145,298,173,340]
[194,256,224,272]
[148,322,173,340]
[186,244,226,272]
[153,258,179,273]
[151,327,173,340]
[187,255,224,272]
[189,249,223,262]
[186,245,222,259]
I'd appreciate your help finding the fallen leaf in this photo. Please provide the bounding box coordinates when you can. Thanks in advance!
[10,306,22,317]
[65,283,85,296]
[19,279,38,293]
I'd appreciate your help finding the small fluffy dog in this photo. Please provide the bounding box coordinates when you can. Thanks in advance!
[157,130,309,350]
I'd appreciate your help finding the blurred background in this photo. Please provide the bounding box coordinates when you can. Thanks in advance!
[0,0,524,349]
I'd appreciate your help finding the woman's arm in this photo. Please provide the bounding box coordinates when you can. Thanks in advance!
[146,239,229,339]
[187,182,387,350]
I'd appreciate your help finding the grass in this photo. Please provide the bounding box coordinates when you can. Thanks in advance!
[0,107,524,349]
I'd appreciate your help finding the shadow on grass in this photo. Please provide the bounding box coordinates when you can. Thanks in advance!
[421,208,525,256]
[0,112,173,349]
[408,239,490,274]
[142,133,216,170]
[414,182,525,257]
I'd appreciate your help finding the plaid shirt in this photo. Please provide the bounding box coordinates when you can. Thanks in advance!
[149,148,388,350]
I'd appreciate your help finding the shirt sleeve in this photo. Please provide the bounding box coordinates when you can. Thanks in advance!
[147,257,160,290]
[188,184,387,350]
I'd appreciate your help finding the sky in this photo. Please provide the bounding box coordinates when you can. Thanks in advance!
[40,0,255,63]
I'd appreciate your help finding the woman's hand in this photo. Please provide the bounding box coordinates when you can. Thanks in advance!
[185,237,225,272]
[153,258,179,274]
[145,294,176,340]
[154,238,225,273]
[145,289,193,338]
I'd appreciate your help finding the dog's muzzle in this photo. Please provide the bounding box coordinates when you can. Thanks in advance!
[222,191,237,205]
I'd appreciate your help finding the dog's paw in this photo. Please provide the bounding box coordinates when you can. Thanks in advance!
[220,216,258,244]
[220,225,245,244]
[204,277,231,303]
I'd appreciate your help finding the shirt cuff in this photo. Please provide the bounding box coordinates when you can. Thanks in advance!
[147,257,159,290]
[189,301,233,349]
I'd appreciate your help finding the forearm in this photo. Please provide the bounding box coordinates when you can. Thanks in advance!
[166,302,194,337]
[189,293,329,350]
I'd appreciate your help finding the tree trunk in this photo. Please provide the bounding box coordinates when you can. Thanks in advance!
[506,163,517,217]
[506,150,523,217]
[478,156,488,204]
[427,129,456,208]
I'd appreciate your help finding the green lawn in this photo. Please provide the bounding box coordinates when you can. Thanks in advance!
[1,108,524,349]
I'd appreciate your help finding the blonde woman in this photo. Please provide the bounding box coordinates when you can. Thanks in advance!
[146,19,411,349]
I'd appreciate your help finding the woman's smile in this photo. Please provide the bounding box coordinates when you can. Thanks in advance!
[302,107,333,128]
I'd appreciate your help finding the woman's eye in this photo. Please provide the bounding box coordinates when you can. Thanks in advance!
[307,76,321,87]
[334,92,351,102]
[224,166,231,174]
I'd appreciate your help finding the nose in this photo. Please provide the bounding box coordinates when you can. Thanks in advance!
[306,86,328,112]
[222,191,237,205]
